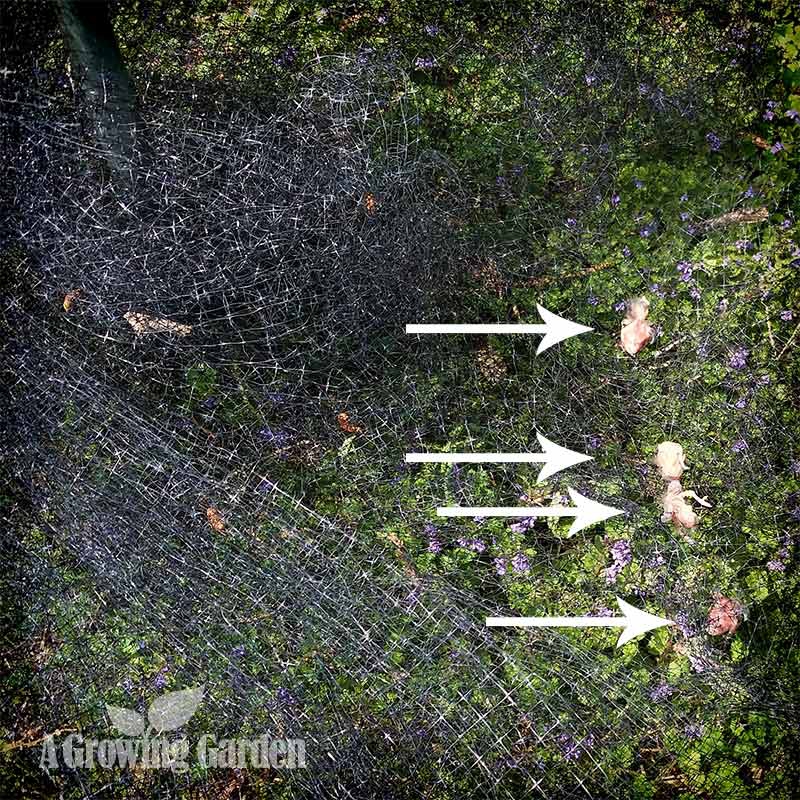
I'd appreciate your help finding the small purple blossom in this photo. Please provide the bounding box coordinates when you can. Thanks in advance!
[743,185,755,199]
[684,723,704,740]
[679,211,691,222]
[611,193,620,207]
[680,193,689,202]
[622,246,632,258]
[770,141,784,155]
[781,310,793,321]
[511,553,530,574]
[728,347,749,370]
[633,178,645,189]
[767,560,786,572]
[786,109,800,122]
[494,557,507,576]
[706,131,722,152]
[424,24,440,36]
[676,260,693,281]
[690,286,701,300]
[566,217,578,228]
[603,539,632,584]
[649,682,674,701]
[414,56,436,69]
[731,439,748,454]
[614,300,626,312]
[587,434,602,450]
[587,293,599,306]
[510,517,535,535]
[585,73,597,86]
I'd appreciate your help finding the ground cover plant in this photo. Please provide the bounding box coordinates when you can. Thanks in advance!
[2,1,799,798]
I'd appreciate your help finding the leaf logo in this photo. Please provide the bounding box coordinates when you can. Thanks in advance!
[106,686,204,736]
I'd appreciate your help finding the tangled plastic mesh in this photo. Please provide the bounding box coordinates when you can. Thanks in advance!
[1,5,795,798]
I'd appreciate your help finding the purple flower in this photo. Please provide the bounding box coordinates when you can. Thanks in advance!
[781,310,793,321]
[734,396,748,409]
[424,24,440,36]
[256,477,275,492]
[770,141,784,155]
[731,439,748,454]
[603,540,632,583]
[786,109,800,122]
[690,286,701,300]
[587,434,602,450]
[633,178,645,189]
[743,185,755,199]
[511,553,530,573]
[735,239,752,252]
[510,517,535,535]
[767,560,786,572]
[592,606,614,617]
[611,193,620,207]
[728,347,749,370]
[706,131,722,152]
[202,396,218,409]
[684,723,704,740]
[622,246,632,258]
[680,193,689,202]
[277,686,296,705]
[473,515,487,524]
[614,300,626,312]
[650,283,666,299]
[259,427,290,446]
[649,682,674,701]
[494,557,507,576]
[414,56,436,69]
[231,644,246,658]
[585,73,597,86]
[428,538,442,554]
[763,110,776,121]
[679,211,691,222]
[676,260,693,281]
[566,217,578,228]
[587,293,599,306]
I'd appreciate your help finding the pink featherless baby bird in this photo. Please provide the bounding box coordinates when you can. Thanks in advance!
[619,297,653,355]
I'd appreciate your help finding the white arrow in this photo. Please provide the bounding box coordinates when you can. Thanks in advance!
[486,597,674,647]
[406,304,594,354]
[437,487,622,536]
[406,433,592,482]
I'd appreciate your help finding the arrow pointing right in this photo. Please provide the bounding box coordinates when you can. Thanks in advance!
[437,488,623,536]
[406,433,592,482]
[486,597,674,647]
[406,304,593,354]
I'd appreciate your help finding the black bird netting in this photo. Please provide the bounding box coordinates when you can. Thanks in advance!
[2,2,798,798]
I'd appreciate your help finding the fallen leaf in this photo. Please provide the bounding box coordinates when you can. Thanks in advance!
[63,289,82,311]
[206,507,225,532]
[124,311,192,336]
[337,411,362,434]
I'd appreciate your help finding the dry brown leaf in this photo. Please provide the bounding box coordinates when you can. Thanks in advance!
[704,207,768,229]
[337,411,363,434]
[364,192,377,215]
[63,289,82,311]
[206,507,225,532]
[124,311,192,336]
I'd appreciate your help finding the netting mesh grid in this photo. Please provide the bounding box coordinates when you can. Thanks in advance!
[2,2,799,799]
